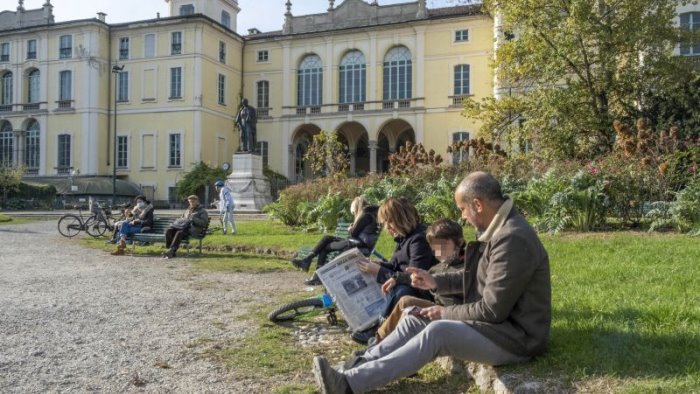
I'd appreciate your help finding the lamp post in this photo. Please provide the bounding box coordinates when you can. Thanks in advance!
[111,64,124,204]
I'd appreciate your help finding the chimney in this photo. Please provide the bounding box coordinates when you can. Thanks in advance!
[157,12,161,19]
[97,12,106,22]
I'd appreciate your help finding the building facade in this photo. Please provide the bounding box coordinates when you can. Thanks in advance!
[1,0,697,203]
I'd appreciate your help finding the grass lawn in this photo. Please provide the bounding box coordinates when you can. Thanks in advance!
[0,213,36,225]
[80,220,699,392]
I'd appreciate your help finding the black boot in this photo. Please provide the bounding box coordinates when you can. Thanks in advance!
[351,325,378,345]
[291,255,314,272]
[304,273,322,286]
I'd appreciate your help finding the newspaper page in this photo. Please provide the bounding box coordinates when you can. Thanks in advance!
[316,248,388,332]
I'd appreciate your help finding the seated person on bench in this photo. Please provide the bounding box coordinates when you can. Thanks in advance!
[163,195,209,259]
[110,195,155,256]
[292,196,380,286]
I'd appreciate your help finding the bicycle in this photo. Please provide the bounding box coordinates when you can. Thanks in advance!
[57,203,126,238]
[57,205,99,238]
[86,203,127,237]
[268,244,388,325]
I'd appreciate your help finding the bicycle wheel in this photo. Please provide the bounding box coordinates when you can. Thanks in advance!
[85,216,108,237]
[268,297,325,322]
[57,214,83,238]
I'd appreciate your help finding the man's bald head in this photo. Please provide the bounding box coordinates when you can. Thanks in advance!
[455,171,504,205]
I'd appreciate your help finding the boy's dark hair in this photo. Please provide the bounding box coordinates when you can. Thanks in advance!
[426,219,464,245]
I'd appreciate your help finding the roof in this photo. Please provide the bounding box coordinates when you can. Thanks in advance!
[23,176,142,196]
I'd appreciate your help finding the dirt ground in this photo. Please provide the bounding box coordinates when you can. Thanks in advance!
[0,220,307,393]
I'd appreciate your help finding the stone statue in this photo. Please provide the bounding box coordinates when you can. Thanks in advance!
[235,98,257,153]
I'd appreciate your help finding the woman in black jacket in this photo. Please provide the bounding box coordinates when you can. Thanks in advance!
[353,197,436,343]
[292,196,380,285]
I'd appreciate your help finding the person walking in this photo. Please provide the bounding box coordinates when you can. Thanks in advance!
[214,180,236,235]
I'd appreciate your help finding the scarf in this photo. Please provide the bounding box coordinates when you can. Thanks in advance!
[477,198,514,243]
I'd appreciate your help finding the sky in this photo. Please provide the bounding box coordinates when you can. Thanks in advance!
[16,0,461,35]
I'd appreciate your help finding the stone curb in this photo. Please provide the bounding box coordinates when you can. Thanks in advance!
[436,357,543,393]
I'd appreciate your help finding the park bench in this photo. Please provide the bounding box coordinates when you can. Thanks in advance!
[129,217,212,256]
[296,221,387,262]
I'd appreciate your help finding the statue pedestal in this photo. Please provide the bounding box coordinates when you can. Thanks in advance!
[226,153,272,213]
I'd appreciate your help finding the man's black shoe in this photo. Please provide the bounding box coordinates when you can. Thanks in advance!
[304,273,322,286]
[291,257,312,272]
[351,325,378,345]
[313,356,352,394]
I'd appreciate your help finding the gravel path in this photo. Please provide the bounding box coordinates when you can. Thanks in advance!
[0,220,304,393]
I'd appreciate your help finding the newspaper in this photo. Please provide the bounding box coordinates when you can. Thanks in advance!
[316,248,388,332]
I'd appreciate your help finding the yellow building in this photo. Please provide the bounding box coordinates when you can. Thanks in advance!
[0,0,493,204]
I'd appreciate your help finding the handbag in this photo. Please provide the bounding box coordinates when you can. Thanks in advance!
[169,218,191,230]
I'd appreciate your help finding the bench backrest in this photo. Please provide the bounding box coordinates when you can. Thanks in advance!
[142,218,173,234]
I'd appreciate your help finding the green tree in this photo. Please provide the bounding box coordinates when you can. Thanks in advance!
[303,130,349,179]
[0,164,25,206]
[466,0,698,159]
[174,162,228,201]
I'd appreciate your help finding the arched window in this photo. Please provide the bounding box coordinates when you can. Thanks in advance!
[383,46,412,100]
[339,50,366,104]
[28,70,40,104]
[454,65,470,96]
[221,10,231,29]
[25,120,40,173]
[0,121,13,165]
[1,72,12,106]
[297,55,323,107]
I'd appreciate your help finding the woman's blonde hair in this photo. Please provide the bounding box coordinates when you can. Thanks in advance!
[350,196,370,224]
[378,197,420,236]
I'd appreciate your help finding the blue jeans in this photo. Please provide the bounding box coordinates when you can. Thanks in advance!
[382,284,425,317]
[119,222,143,238]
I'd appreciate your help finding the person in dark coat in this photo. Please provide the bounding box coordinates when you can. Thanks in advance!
[110,195,155,256]
[163,195,209,259]
[292,196,380,286]
[352,197,436,344]
[312,172,551,394]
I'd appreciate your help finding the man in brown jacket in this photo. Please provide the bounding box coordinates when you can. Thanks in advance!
[313,172,551,394]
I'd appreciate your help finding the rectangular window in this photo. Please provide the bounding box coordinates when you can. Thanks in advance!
[680,12,700,56]
[1,43,9,62]
[142,68,156,100]
[452,132,470,165]
[169,134,181,167]
[170,67,182,99]
[117,71,129,102]
[57,134,71,174]
[180,4,194,15]
[219,41,226,63]
[59,35,72,59]
[454,64,470,96]
[171,32,182,55]
[119,37,129,60]
[59,70,72,102]
[25,128,40,172]
[257,50,268,62]
[0,130,13,165]
[218,74,226,105]
[144,34,156,58]
[257,80,269,109]
[454,29,469,42]
[117,135,128,168]
[27,39,37,59]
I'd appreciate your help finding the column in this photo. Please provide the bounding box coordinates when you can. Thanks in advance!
[287,144,295,180]
[15,129,24,167]
[369,140,378,173]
